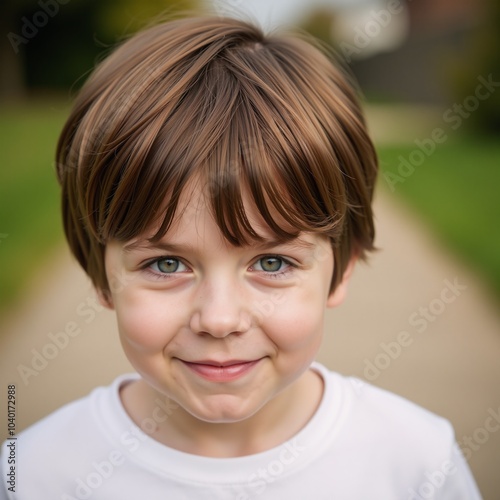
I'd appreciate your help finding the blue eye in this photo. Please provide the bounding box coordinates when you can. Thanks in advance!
[150,257,187,274]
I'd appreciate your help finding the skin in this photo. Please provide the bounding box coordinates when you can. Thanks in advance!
[101,183,356,458]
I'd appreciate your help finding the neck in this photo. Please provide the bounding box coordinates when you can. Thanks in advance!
[121,368,323,458]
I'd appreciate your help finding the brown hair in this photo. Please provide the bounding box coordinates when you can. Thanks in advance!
[56,15,377,294]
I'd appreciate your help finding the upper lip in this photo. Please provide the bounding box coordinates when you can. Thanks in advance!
[181,359,259,367]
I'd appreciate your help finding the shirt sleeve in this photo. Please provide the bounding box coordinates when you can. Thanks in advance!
[439,444,483,500]
[0,484,9,500]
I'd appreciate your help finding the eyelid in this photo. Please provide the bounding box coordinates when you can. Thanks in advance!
[258,254,297,264]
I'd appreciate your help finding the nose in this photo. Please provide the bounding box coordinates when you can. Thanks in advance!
[189,277,251,338]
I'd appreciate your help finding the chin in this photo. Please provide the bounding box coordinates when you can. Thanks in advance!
[187,394,266,424]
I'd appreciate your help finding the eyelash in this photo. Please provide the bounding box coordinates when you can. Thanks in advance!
[141,255,297,280]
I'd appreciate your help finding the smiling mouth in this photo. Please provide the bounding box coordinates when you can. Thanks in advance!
[180,359,262,382]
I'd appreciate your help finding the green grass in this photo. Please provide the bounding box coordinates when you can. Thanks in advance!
[377,139,500,300]
[0,101,69,313]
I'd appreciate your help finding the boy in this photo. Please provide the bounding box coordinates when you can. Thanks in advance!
[1,15,481,499]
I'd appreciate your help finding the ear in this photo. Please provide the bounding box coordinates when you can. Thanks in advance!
[96,288,115,310]
[326,254,358,308]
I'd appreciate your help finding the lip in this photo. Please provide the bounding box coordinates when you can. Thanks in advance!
[180,359,262,382]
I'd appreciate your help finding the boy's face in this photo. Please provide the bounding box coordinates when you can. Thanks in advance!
[103,182,350,425]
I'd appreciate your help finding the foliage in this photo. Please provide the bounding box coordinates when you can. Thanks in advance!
[299,7,336,48]
[1,0,200,97]
[95,0,198,39]
[445,0,500,133]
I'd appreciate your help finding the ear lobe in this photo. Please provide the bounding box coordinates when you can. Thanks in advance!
[326,255,357,308]
[96,288,114,310]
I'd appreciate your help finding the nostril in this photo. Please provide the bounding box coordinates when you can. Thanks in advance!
[189,309,252,338]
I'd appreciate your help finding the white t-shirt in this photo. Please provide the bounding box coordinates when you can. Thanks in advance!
[0,363,482,499]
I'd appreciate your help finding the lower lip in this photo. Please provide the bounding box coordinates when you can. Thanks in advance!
[181,360,261,382]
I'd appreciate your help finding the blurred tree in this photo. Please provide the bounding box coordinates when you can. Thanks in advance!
[447,0,500,133]
[299,7,337,49]
[0,0,199,101]
[0,0,34,100]
[95,0,197,38]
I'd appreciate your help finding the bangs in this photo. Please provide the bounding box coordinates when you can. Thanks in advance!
[99,44,348,248]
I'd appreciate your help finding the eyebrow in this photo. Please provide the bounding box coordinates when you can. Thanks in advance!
[123,240,194,254]
[252,237,316,252]
[123,236,316,254]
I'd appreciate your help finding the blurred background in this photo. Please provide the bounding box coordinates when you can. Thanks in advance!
[1,0,499,498]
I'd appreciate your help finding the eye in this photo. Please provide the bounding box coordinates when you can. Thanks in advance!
[253,256,290,273]
[150,257,187,274]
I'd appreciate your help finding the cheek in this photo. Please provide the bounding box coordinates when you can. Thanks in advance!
[114,290,183,352]
[261,288,326,351]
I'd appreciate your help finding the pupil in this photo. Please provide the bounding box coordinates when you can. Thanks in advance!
[262,257,281,272]
[158,258,179,273]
